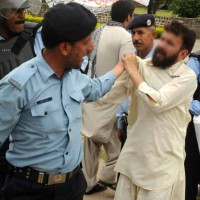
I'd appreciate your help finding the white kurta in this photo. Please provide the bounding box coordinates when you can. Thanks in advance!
[82,26,134,142]
[100,57,197,189]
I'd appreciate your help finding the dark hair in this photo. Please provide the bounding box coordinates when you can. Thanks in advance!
[164,20,196,53]
[111,0,135,23]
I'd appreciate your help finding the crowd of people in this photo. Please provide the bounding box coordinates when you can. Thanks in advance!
[0,0,199,200]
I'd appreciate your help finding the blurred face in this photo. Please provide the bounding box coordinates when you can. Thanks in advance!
[3,8,26,34]
[66,34,94,69]
[152,31,184,69]
[131,27,155,51]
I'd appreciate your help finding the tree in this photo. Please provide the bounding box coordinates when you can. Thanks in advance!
[147,0,168,14]
[169,0,200,18]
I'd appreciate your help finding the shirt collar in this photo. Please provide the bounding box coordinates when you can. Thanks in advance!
[35,50,55,82]
[167,60,184,74]
[145,47,155,59]
[135,46,155,59]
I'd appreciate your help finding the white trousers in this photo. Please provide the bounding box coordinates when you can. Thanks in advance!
[115,169,185,200]
[82,123,121,192]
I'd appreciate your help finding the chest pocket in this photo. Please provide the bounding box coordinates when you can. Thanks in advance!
[30,101,61,132]
[68,91,84,121]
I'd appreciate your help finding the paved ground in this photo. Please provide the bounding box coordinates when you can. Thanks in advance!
[83,39,200,200]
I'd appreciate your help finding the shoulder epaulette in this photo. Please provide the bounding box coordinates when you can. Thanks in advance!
[8,64,37,90]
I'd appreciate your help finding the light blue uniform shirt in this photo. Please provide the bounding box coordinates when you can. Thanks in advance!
[116,47,155,128]
[34,26,43,55]
[188,56,200,116]
[0,52,116,173]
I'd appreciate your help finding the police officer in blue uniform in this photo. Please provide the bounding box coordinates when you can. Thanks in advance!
[0,0,40,196]
[185,51,200,200]
[0,3,124,200]
[0,0,38,77]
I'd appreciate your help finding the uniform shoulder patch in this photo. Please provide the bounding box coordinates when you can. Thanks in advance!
[8,64,37,90]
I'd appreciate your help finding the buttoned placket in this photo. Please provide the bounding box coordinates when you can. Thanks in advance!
[60,74,71,160]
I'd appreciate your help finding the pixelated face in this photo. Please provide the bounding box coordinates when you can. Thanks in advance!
[131,27,155,51]
[3,8,26,34]
[152,31,183,69]
[66,34,94,69]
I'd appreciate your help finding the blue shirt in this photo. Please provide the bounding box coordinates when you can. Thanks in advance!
[188,56,200,116]
[116,47,155,128]
[0,52,116,173]
[34,27,43,55]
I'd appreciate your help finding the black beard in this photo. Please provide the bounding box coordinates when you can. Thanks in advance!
[152,47,179,69]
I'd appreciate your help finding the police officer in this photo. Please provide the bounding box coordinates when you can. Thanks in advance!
[117,14,157,146]
[185,50,200,200]
[0,0,40,196]
[0,3,124,200]
[0,0,38,78]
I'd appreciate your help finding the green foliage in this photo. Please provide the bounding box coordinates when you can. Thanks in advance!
[25,15,164,38]
[156,27,164,38]
[135,7,173,17]
[147,0,167,14]
[96,22,104,29]
[169,0,200,18]
[25,14,43,23]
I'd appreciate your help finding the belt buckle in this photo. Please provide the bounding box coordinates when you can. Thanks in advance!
[47,173,66,185]
[38,172,45,184]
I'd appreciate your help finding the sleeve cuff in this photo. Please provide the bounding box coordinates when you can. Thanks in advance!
[106,71,117,80]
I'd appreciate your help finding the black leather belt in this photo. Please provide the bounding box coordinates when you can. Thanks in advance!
[10,165,80,185]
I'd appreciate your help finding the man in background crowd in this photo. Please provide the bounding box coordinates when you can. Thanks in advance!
[185,50,200,200]
[0,0,39,197]
[82,0,135,195]
[117,14,157,146]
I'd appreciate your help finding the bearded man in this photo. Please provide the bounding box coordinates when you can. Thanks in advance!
[99,20,197,200]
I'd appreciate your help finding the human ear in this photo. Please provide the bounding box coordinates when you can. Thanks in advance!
[59,42,72,56]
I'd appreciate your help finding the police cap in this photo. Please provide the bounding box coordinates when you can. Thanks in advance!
[42,2,97,43]
[128,14,155,30]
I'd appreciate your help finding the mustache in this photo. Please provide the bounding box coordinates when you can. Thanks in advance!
[133,41,143,45]
[154,47,167,56]
[15,20,25,24]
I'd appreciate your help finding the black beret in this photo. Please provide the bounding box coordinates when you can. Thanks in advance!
[128,14,155,30]
[42,2,97,43]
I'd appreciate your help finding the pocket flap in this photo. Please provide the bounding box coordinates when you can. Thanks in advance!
[69,91,84,103]
[31,102,59,117]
